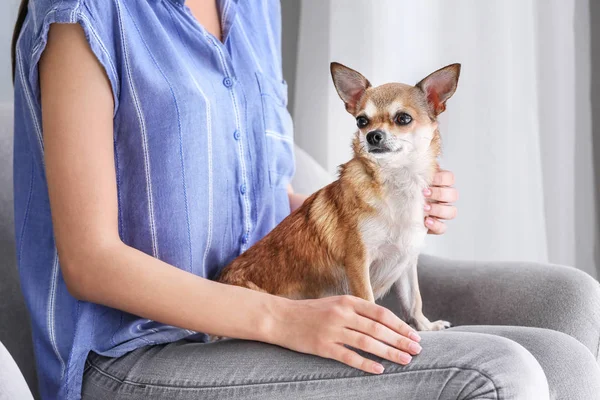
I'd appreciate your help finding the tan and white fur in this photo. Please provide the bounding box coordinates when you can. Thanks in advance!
[218,62,461,331]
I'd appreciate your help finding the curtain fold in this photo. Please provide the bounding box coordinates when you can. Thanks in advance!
[292,0,597,277]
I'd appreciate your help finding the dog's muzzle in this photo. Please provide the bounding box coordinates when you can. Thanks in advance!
[366,130,392,153]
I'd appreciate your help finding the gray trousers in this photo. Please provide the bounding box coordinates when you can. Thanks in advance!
[82,255,600,400]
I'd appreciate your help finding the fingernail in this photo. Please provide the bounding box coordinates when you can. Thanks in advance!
[426,218,434,227]
[409,342,422,355]
[424,204,431,211]
[409,331,422,342]
[373,364,385,374]
[399,353,412,365]
[423,188,432,196]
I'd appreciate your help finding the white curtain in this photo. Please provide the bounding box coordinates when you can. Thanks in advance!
[292,0,598,277]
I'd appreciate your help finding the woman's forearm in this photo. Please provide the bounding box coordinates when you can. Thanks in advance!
[70,240,284,342]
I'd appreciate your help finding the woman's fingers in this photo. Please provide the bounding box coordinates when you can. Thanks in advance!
[351,298,421,342]
[424,202,457,220]
[329,344,386,374]
[425,217,447,235]
[351,315,422,356]
[343,329,413,366]
[424,186,458,203]
[431,170,455,186]
[425,169,458,235]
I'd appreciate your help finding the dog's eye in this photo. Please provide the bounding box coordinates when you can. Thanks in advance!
[356,116,369,128]
[395,113,412,126]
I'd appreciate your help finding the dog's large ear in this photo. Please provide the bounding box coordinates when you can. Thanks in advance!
[416,63,461,116]
[330,62,371,115]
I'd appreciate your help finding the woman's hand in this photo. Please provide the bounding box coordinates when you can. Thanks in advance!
[424,170,458,235]
[267,295,422,374]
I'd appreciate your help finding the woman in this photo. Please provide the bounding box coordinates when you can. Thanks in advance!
[11,0,600,399]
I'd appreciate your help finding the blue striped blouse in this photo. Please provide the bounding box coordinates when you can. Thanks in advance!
[13,0,295,398]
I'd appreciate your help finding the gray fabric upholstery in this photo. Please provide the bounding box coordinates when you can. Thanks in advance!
[417,254,600,360]
[0,103,38,398]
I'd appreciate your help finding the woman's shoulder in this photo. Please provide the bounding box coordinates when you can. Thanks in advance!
[28,0,113,25]
[25,0,162,48]
[23,1,116,50]
[17,1,125,111]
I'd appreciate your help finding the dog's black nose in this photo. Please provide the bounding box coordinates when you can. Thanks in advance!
[366,130,385,146]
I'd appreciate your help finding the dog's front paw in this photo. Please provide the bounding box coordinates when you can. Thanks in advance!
[428,320,452,331]
[411,318,452,331]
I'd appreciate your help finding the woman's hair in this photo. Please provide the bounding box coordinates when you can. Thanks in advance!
[12,0,29,82]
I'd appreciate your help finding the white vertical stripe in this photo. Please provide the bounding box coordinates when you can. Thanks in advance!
[47,251,66,378]
[115,0,159,257]
[198,99,213,276]
[16,19,44,159]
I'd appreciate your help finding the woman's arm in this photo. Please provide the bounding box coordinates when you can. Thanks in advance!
[41,23,421,374]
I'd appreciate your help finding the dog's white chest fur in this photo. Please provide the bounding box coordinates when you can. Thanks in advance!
[360,165,430,300]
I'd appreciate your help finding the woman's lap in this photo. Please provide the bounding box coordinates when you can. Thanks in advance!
[82,330,548,400]
[83,256,600,399]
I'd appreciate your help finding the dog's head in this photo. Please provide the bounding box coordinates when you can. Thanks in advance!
[330,62,460,165]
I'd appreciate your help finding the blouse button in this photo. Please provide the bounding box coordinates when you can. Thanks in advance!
[233,130,241,140]
[223,77,233,88]
[239,184,247,195]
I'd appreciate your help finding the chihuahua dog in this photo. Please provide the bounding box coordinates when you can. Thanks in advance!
[218,62,460,331]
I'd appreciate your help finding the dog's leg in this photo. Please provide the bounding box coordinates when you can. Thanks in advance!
[348,265,375,303]
[392,257,450,331]
[345,252,375,303]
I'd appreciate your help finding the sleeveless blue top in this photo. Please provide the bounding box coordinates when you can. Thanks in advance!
[13,1,294,398]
